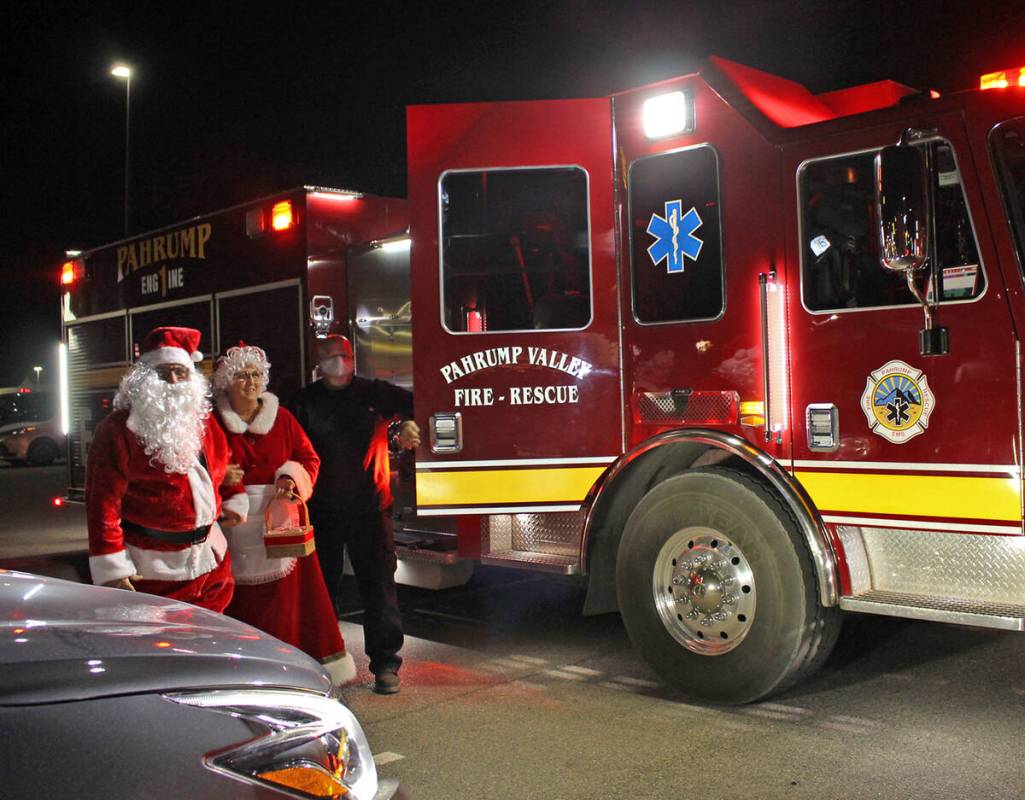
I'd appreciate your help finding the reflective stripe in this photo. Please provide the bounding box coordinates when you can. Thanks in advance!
[796,471,1021,522]
[416,466,606,506]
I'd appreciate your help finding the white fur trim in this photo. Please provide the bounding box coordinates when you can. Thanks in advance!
[216,392,278,435]
[275,459,313,501]
[323,652,357,685]
[140,347,196,369]
[187,462,217,527]
[221,491,249,524]
[248,393,278,435]
[126,523,226,581]
[89,549,139,585]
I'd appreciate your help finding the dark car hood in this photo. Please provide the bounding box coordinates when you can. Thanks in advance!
[0,570,332,705]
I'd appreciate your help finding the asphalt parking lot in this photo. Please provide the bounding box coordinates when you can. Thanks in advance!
[3,464,1025,799]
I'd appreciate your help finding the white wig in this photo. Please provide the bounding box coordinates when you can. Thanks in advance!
[212,344,271,392]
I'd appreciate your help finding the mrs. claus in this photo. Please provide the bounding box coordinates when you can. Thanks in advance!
[214,343,355,684]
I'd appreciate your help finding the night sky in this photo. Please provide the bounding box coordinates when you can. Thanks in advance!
[2,0,1023,386]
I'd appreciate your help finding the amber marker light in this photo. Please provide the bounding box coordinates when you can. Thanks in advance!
[270,200,295,231]
[256,766,349,798]
[740,400,765,427]
[980,66,1025,90]
[60,260,80,286]
[154,641,172,648]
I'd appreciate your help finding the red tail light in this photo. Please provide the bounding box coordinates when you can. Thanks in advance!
[51,497,64,508]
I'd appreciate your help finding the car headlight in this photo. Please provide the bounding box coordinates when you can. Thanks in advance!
[166,689,380,799]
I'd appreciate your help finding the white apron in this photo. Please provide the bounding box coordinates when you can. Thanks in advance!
[225,485,298,585]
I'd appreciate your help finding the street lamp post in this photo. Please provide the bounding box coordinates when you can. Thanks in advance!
[33,366,42,385]
[111,64,132,236]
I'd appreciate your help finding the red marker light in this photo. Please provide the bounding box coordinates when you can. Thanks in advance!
[18,387,32,394]
[51,497,64,507]
[270,201,295,231]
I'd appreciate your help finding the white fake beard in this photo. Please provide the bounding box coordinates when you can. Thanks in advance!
[114,364,211,474]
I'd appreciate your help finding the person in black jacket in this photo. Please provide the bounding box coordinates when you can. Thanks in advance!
[288,334,420,695]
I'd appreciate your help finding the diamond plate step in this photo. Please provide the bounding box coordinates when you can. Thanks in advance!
[395,545,461,566]
[840,590,1025,631]
[481,550,580,575]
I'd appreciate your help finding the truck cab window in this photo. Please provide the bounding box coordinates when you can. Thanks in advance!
[800,142,984,312]
[440,167,592,333]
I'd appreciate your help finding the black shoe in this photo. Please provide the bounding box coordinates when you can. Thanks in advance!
[373,670,400,695]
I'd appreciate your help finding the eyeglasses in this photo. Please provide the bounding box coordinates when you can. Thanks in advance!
[154,364,191,382]
[233,370,264,384]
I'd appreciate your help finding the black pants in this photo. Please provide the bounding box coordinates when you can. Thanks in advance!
[309,505,403,675]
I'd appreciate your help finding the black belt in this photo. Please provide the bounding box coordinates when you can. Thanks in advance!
[123,520,211,545]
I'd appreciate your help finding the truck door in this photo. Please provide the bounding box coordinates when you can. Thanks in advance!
[408,99,620,519]
[785,115,1022,563]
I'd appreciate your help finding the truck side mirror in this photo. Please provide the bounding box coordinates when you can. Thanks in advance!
[875,142,948,355]
[875,144,930,274]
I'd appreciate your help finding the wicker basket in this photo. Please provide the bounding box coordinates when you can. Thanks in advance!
[263,495,315,558]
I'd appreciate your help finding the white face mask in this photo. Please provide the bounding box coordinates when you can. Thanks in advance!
[319,355,351,378]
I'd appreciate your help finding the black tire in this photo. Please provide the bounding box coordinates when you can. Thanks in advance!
[27,438,60,466]
[616,467,841,704]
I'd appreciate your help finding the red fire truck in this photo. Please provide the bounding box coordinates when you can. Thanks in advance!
[58,186,408,499]
[406,57,1025,702]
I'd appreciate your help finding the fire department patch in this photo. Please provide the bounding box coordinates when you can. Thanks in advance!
[860,360,935,444]
[646,199,703,273]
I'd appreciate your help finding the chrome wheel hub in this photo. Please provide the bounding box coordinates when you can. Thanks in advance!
[653,528,756,655]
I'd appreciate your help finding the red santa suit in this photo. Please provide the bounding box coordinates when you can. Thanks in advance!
[215,391,354,684]
[86,410,237,612]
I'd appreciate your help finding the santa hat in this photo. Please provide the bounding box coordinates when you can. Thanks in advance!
[139,326,204,369]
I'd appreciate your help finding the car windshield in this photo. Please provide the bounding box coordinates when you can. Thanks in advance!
[992,118,1025,281]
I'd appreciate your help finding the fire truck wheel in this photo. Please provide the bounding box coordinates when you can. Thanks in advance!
[616,467,840,704]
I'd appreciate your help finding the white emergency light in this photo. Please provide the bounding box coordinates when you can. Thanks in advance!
[642,91,694,139]
[58,342,69,436]
[379,236,411,252]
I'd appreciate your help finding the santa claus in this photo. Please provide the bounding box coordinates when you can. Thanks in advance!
[85,326,242,612]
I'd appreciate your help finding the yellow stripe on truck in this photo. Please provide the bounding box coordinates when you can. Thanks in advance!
[417,466,607,507]
[796,470,1021,522]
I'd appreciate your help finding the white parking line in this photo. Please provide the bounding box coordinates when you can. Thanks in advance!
[507,654,548,665]
[544,669,589,681]
[611,676,661,689]
[561,665,603,677]
[739,707,804,721]
[828,714,882,729]
[373,752,405,766]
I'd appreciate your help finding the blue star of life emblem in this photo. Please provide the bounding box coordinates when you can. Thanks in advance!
[646,199,703,273]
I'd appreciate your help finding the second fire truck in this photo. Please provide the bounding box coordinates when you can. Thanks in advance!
[404,57,1025,702]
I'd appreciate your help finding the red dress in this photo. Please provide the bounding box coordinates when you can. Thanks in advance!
[215,392,353,683]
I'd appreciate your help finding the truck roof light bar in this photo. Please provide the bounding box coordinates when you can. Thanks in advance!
[980,66,1025,90]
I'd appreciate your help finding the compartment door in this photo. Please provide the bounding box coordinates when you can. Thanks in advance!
[408,98,620,516]
[785,116,1022,545]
